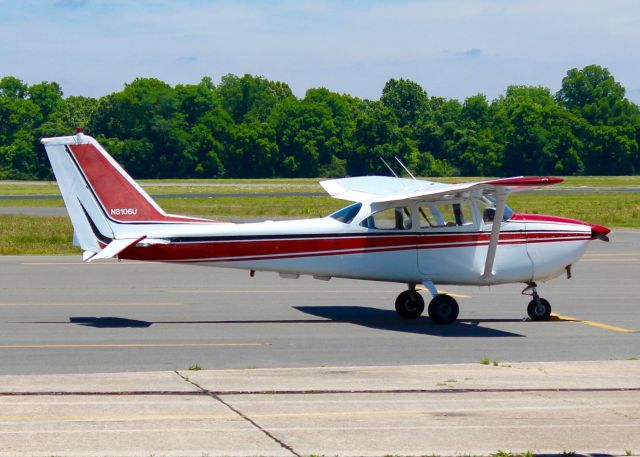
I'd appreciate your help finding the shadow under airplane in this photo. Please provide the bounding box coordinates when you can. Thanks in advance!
[70,317,152,328]
[294,305,524,337]
[21,306,525,336]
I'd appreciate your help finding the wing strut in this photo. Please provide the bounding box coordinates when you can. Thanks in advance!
[481,191,507,279]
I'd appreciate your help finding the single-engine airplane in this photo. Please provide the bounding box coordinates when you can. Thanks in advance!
[42,130,610,324]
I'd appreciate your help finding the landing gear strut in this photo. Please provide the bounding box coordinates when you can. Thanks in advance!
[395,284,425,319]
[522,282,552,321]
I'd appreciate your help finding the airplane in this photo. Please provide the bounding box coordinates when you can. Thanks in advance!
[41,130,610,324]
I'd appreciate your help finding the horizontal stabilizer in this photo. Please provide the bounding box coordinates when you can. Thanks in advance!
[88,236,146,262]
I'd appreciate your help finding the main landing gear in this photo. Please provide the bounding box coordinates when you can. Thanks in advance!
[395,281,553,324]
[522,282,552,321]
[395,283,459,324]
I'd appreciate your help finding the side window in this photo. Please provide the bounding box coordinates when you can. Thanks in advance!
[476,197,496,223]
[361,207,412,230]
[418,201,473,228]
[477,196,513,223]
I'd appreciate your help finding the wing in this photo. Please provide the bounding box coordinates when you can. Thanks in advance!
[321,175,563,280]
[320,176,563,203]
[320,176,449,202]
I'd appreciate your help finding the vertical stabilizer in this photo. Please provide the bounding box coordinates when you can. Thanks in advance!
[41,131,218,257]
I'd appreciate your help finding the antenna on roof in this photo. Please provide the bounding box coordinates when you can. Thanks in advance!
[380,157,399,177]
[394,156,417,180]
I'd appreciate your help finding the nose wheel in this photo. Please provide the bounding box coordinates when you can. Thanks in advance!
[523,282,552,321]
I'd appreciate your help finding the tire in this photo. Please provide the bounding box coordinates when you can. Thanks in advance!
[395,290,425,319]
[428,294,459,324]
[527,298,551,321]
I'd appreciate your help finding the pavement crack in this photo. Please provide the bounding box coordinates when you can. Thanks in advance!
[173,370,300,457]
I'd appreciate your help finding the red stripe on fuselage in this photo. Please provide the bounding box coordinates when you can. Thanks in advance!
[118,231,590,263]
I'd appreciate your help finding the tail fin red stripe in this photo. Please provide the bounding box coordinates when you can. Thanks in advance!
[68,143,214,224]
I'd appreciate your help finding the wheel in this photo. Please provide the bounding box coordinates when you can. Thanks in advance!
[527,298,551,321]
[395,290,425,319]
[428,294,459,324]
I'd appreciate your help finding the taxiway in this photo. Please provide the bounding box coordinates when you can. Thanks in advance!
[0,230,638,375]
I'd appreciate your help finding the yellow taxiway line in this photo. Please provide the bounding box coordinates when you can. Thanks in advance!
[551,313,635,333]
[415,286,471,299]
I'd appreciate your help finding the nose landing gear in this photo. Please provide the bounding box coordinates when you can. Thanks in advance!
[523,282,552,321]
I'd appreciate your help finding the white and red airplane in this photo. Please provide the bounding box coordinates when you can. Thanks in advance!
[42,130,610,324]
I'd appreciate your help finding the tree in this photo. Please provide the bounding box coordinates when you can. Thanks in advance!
[0,76,28,99]
[0,67,639,180]
[493,86,583,175]
[557,65,640,174]
[217,74,293,124]
[380,78,429,128]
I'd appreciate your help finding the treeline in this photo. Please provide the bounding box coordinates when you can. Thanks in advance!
[1,65,639,180]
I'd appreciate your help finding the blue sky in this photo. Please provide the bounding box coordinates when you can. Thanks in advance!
[1,0,639,103]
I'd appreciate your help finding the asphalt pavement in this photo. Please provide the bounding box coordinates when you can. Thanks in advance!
[0,230,638,456]
[0,230,638,375]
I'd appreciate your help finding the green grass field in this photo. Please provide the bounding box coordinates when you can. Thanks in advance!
[0,215,78,255]
[0,177,638,255]
[2,175,640,197]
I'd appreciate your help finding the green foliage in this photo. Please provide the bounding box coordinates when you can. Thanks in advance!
[1,65,639,180]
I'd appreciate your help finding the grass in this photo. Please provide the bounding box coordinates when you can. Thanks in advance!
[0,179,322,197]
[3,175,640,196]
[187,363,202,371]
[2,192,637,226]
[509,193,640,228]
[0,198,62,207]
[0,215,79,255]
[491,452,535,457]
[160,196,343,219]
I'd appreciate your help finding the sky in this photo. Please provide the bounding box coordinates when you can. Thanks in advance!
[1,0,639,103]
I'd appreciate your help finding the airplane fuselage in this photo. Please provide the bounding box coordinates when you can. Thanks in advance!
[41,132,609,324]
[118,209,594,286]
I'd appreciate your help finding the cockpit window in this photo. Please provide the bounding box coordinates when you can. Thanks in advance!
[479,196,513,222]
[418,201,473,228]
[329,202,362,224]
[360,206,412,230]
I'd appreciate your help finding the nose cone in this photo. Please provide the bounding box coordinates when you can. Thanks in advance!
[591,224,611,242]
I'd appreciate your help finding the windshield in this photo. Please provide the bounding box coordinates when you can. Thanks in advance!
[329,202,362,224]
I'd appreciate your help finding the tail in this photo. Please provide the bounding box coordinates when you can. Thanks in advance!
[41,130,219,261]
